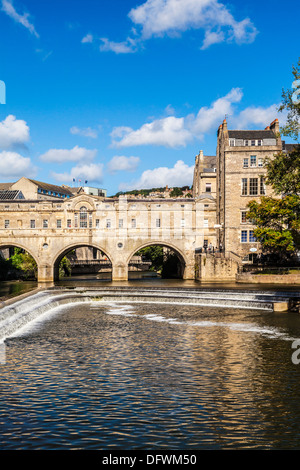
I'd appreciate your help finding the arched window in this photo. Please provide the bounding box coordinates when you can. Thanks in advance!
[79,206,88,228]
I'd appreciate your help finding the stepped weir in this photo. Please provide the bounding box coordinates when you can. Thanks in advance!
[1,287,299,343]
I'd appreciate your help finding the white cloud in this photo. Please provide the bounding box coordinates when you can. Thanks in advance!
[231,104,285,129]
[119,160,194,191]
[111,116,193,148]
[1,0,39,38]
[39,145,97,163]
[70,126,99,139]
[0,115,30,149]
[189,87,243,135]
[110,88,283,149]
[0,150,36,179]
[201,29,225,50]
[81,33,93,43]
[99,37,137,54]
[52,163,104,185]
[107,156,140,173]
[128,0,257,48]
[111,88,243,148]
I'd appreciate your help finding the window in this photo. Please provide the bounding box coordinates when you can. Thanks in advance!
[244,140,249,146]
[229,139,235,146]
[30,220,35,229]
[251,140,256,146]
[156,218,161,228]
[249,230,256,242]
[241,230,248,243]
[56,219,62,229]
[204,219,208,228]
[89,213,93,228]
[80,206,88,228]
[74,213,78,228]
[67,219,71,228]
[205,183,212,193]
[43,220,48,229]
[4,220,9,228]
[242,178,248,195]
[96,219,100,228]
[241,211,247,223]
[131,218,136,228]
[250,155,256,167]
[249,178,258,195]
[243,158,249,168]
[258,158,263,167]
[260,177,265,195]
[257,140,262,146]
[119,219,123,228]
[181,219,185,228]
[106,219,111,228]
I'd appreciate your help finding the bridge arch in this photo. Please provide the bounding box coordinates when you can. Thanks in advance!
[127,241,188,279]
[52,242,113,281]
[0,242,39,281]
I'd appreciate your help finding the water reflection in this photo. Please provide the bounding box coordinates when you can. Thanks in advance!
[1,300,300,449]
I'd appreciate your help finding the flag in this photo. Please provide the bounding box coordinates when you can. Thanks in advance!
[85,180,88,184]
[73,178,75,182]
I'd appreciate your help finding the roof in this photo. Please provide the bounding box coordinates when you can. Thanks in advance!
[28,179,74,196]
[0,190,24,200]
[284,143,300,153]
[0,183,13,190]
[228,130,276,140]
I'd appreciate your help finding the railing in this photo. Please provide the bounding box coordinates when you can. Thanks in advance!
[241,265,300,274]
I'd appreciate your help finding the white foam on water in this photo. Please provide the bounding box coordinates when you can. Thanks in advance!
[100,303,294,342]
[8,301,89,339]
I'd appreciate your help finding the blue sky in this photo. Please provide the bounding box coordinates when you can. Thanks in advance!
[0,0,298,196]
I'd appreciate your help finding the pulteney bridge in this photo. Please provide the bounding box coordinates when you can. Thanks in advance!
[0,194,207,284]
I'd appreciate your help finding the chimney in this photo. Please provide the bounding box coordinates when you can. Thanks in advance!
[269,118,281,145]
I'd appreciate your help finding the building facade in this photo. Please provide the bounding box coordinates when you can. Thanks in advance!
[0,118,289,282]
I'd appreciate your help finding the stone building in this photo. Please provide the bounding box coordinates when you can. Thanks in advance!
[192,150,217,251]
[215,118,282,260]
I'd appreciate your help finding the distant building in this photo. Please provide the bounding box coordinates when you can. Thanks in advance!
[0,177,74,200]
[82,186,107,197]
[0,190,25,200]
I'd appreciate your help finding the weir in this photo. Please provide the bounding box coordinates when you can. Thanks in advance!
[0,287,299,343]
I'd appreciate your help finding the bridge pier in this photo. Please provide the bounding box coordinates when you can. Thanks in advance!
[38,263,54,285]
[183,263,196,280]
[112,263,128,281]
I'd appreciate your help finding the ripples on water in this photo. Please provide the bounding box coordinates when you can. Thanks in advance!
[1,300,300,450]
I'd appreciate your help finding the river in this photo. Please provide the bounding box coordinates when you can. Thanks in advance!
[1,279,300,450]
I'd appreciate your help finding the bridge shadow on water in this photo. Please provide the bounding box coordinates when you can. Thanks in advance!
[55,272,300,293]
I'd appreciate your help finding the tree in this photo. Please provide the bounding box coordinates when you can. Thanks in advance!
[170,187,183,197]
[279,57,300,141]
[247,59,300,261]
[10,248,38,279]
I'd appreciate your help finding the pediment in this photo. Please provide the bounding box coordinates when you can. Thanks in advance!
[67,194,97,210]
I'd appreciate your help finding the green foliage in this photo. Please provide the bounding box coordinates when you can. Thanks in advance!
[170,187,183,197]
[279,57,300,141]
[136,246,164,272]
[264,148,300,195]
[59,256,72,278]
[10,248,37,279]
[136,245,182,278]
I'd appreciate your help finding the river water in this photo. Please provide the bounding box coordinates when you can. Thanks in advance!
[1,283,300,450]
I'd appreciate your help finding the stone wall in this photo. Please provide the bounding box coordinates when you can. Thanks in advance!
[237,273,300,285]
[195,253,239,281]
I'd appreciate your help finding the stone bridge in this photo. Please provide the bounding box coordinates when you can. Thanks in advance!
[0,194,207,284]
